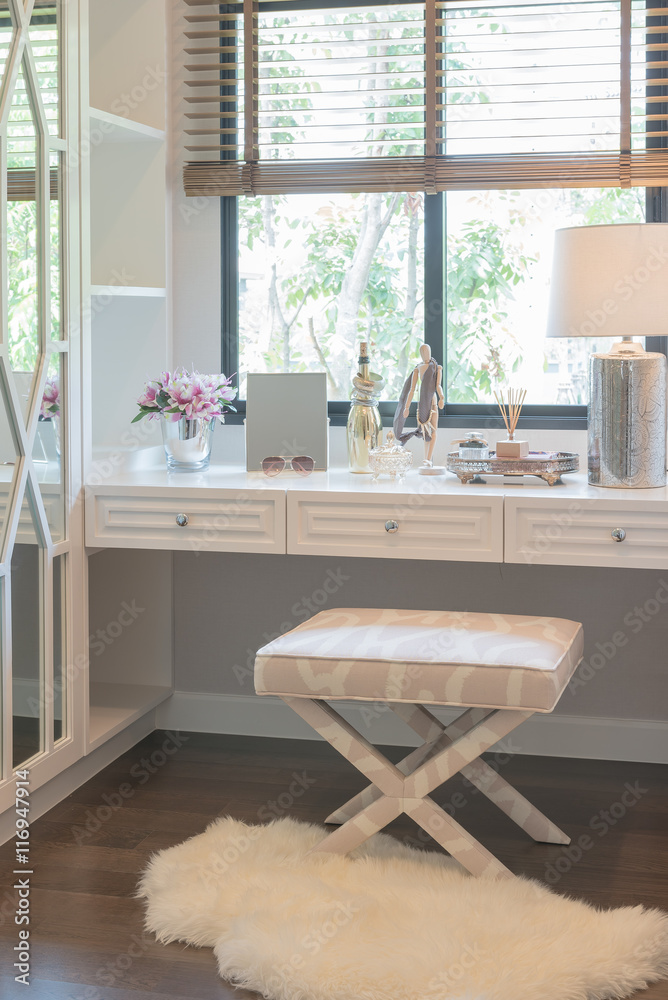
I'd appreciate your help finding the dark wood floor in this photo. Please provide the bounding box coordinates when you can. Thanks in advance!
[1,730,667,999]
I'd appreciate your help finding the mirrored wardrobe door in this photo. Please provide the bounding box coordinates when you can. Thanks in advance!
[0,0,71,786]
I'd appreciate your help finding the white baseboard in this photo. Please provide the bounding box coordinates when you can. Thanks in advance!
[0,713,156,847]
[156,691,668,765]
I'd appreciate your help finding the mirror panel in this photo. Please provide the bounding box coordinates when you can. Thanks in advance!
[0,3,15,93]
[0,380,19,558]
[12,488,44,769]
[7,58,43,422]
[53,552,65,743]
[33,351,64,542]
[49,151,61,341]
[29,2,59,139]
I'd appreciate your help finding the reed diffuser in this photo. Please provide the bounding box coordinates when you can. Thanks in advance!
[494,388,529,458]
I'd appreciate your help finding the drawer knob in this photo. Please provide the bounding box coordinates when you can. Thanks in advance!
[175,513,189,527]
[611,527,626,543]
[385,519,399,534]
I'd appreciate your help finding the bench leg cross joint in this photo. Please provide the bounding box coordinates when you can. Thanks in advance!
[283,696,570,878]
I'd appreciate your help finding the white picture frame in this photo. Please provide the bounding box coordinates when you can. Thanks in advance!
[245,373,329,472]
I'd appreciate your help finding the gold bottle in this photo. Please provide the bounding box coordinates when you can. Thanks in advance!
[346,342,384,473]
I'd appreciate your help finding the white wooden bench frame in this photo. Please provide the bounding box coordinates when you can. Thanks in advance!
[282,697,570,879]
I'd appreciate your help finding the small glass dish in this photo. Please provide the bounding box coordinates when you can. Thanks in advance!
[452,432,489,460]
[368,431,413,483]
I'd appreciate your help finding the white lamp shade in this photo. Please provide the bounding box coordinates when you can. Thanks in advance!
[547,223,668,339]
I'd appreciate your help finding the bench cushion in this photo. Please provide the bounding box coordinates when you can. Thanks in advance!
[254,608,583,713]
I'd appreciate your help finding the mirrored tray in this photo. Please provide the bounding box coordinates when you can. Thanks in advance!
[447,451,579,486]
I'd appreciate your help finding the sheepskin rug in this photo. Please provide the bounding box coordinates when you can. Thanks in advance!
[138,816,668,1000]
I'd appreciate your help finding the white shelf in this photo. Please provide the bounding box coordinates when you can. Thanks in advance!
[88,682,172,750]
[89,107,166,144]
[90,283,166,298]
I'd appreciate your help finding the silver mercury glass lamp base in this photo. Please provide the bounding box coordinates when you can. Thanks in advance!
[588,338,667,489]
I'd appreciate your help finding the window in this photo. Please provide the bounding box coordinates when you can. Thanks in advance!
[444,186,646,406]
[236,190,426,401]
[182,0,668,422]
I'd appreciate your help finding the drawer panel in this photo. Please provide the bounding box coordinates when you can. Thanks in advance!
[287,492,503,561]
[87,490,286,553]
[505,497,668,568]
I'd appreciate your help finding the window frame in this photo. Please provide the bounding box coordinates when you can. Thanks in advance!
[220,0,668,430]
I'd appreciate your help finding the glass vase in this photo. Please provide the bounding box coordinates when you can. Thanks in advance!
[161,416,216,471]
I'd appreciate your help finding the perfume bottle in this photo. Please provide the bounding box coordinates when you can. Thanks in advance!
[346,342,384,474]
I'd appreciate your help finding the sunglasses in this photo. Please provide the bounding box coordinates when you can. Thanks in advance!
[261,455,315,477]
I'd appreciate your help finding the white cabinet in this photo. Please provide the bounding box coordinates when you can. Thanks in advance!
[505,495,668,568]
[83,0,172,752]
[287,490,504,562]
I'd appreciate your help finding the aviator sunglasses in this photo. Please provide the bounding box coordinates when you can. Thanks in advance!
[261,455,315,477]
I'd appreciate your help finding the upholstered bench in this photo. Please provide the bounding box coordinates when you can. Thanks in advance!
[254,608,584,879]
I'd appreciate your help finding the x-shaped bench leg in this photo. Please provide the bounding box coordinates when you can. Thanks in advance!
[281,696,533,878]
[314,789,512,879]
[324,706,490,824]
[327,703,570,846]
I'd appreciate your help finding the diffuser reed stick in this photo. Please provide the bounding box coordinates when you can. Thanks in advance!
[494,388,527,441]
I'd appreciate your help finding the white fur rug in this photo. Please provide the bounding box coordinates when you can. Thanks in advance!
[138,816,668,1000]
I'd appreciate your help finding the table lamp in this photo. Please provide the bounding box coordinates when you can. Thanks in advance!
[547,223,668,488]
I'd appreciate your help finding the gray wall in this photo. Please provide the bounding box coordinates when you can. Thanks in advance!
[173,552,668,722]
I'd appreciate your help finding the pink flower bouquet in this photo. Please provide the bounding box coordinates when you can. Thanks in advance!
[133,368,237,424]
[40,376,60,420]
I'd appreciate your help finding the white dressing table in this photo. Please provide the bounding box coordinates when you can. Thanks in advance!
[85,466,668,570]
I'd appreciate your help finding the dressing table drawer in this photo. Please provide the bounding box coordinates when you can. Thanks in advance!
[287,493,503,561]
[505,497,668,568]
[87,490,286,553]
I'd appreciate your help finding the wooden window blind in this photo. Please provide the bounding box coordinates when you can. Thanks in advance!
[182,0,668,196]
